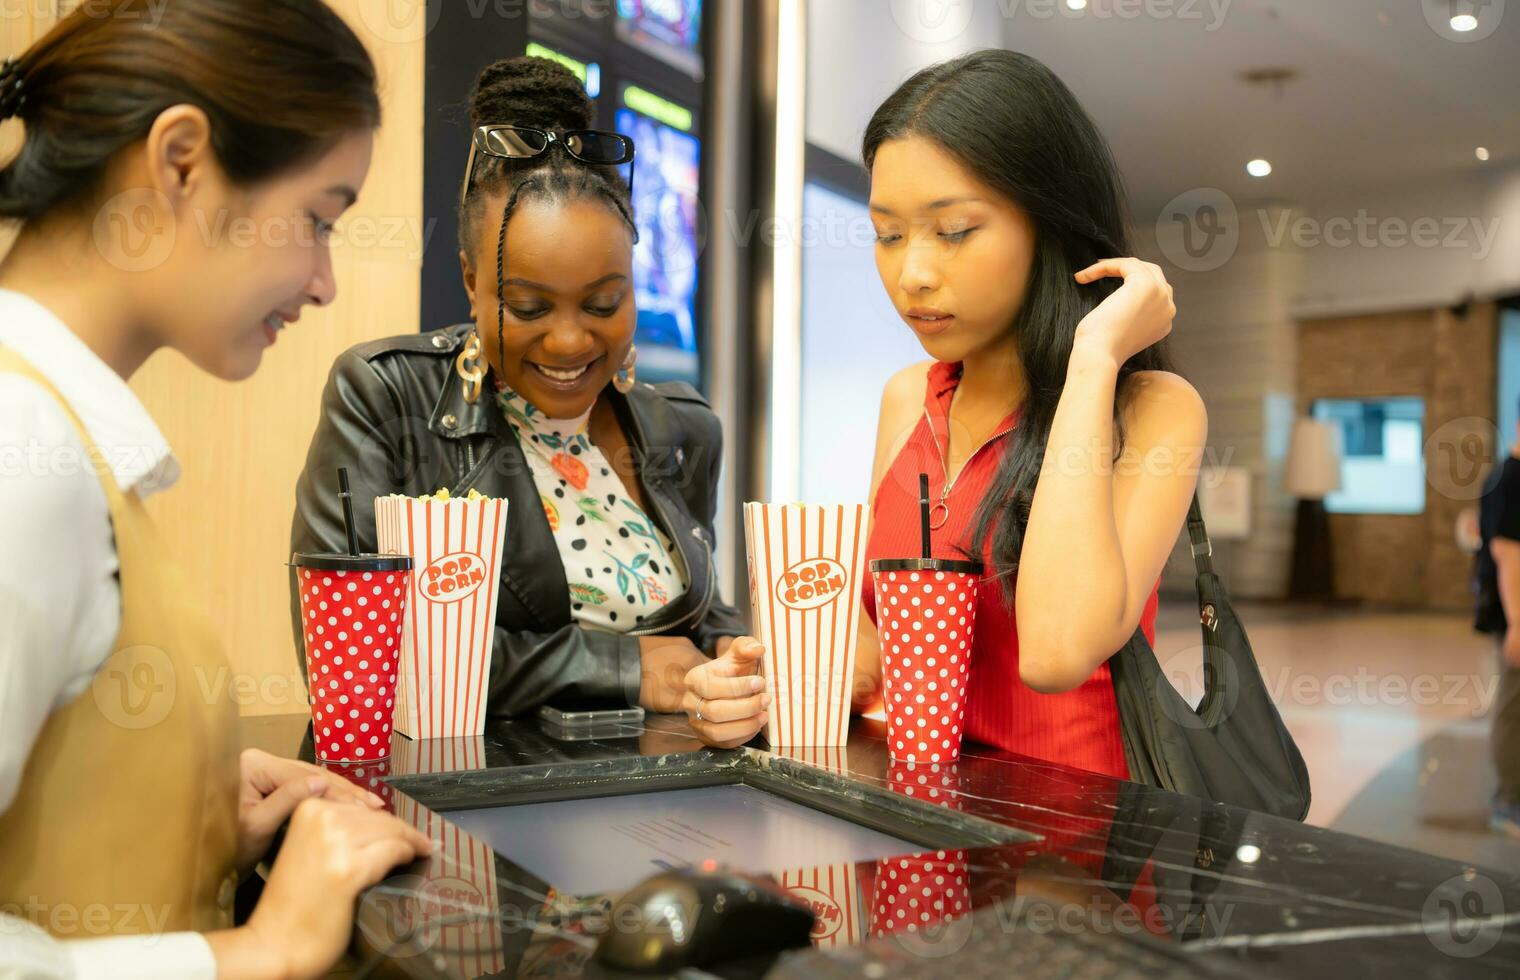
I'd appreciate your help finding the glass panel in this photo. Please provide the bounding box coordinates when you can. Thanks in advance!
[1311,397,1426,515]
[444,784,922,895]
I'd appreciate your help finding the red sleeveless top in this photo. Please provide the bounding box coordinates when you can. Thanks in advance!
[862,361,1158,779]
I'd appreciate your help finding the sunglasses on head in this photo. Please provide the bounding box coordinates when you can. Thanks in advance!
[458,125,636,209]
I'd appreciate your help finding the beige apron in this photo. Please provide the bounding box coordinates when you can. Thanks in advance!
[0,347,241,937]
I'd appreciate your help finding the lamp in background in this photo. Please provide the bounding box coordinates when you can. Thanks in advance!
[1284,417,1342,601]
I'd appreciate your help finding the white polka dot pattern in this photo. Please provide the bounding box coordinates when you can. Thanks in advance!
[887,760,963,809]
[320,758,392,807]
[870,850,969,937]
[299,569,407,762]
[871,569,979,763]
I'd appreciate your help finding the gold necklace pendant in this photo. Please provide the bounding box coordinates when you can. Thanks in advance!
[930,500,951,530]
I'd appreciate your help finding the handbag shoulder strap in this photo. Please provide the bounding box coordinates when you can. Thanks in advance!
[1187,491,1214,576]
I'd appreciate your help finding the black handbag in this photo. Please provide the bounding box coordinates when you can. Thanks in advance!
[1108,493,1313,820]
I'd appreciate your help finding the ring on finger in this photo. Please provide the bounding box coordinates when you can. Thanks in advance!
[694,697,706,723]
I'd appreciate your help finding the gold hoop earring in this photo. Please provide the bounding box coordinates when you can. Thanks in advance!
[612,344,637,394]
[455,330,486,404]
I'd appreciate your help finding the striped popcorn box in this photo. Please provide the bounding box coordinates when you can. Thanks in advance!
[375,494,509,740]
[743,503,870,747]
[779,863,865,949]
[770,744,851,778]
[362,793,506,976]
[388,732,489,777]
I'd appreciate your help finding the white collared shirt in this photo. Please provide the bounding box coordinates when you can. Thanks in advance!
[0,288,214,978]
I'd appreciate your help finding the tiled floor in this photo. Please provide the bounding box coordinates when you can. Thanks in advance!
[1153,597,1520,872]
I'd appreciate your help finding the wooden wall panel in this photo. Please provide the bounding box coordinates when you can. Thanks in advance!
[4,3,426,716]
[131,2,426,715]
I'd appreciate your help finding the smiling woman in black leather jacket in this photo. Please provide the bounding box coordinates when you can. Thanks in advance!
[290,57,771,748]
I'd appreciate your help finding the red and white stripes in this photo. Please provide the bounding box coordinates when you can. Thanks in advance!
[743,503,870,747]
[376,495,509,740]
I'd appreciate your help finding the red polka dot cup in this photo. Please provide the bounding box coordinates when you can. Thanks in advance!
[869,558,981,763]
[320,758,393,809]
[292,553,413,763]
[870,850,970,939]
[887,760,963,810]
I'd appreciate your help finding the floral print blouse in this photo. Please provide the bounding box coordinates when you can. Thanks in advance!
[495,382,690,633]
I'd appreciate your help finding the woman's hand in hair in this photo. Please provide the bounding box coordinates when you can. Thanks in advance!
[1071,258,1176,367]
[682,637,771,749]
[234,747,387,876]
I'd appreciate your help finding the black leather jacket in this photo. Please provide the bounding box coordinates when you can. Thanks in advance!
[290,323,748,717]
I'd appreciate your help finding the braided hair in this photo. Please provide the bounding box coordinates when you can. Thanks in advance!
[457,56,637,379]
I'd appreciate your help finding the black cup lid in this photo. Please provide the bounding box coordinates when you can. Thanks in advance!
[289,552,413,572]
[869,557,983,576]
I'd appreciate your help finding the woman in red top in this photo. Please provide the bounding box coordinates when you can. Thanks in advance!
[853,51,1208,780]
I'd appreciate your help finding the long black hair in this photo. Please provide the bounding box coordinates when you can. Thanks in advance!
[862,49,1179,599]
[457,56,636,379]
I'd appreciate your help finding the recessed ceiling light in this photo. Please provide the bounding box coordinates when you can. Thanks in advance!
[1451,13,1479,32]
[1066,0,1088,8]
[1476,147,1491,161]
[1247,159,1273,178]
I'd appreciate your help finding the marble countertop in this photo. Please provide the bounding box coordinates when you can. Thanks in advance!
[243,712,1519,978]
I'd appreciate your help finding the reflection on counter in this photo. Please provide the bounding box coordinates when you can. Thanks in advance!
[247,712,1520,978]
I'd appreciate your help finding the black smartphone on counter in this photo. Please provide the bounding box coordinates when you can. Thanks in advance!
[537,704,646,727]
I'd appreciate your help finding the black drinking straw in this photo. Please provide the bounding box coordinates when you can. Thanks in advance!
[337,467,359,557]
[919,472,932,560]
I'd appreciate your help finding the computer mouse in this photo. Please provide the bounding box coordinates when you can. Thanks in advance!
[594,867,816,974]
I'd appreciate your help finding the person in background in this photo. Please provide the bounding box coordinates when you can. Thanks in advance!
[291,57,769,748]
[1472,403,1520,838]
[851,50,1205,778]
[0,3,430,978]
